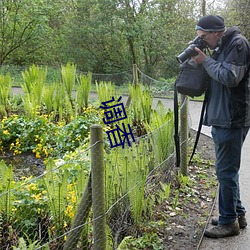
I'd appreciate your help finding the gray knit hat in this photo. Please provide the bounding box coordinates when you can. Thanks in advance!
[195,15,225,32]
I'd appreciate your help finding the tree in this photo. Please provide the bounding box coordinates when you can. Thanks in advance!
[0,0,48,65]
[66,0,199,78]
[220,0,250,39]
[0,0,231,79]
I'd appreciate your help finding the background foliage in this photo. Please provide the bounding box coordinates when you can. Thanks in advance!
[1,0,248,80]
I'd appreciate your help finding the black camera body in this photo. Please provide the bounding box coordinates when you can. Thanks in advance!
[176,36,208,63]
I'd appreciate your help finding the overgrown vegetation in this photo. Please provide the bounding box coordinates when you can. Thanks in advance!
[0,64,178,249]
[0,62,218,249]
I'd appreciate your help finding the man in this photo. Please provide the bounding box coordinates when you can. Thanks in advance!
[192,15,250,238]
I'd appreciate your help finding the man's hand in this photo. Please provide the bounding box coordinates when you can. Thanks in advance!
[192,47,207,64]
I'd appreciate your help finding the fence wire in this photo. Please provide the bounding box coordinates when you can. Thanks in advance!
[0,67,191,249]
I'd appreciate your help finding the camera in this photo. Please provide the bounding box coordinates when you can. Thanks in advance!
[176,36,208,64]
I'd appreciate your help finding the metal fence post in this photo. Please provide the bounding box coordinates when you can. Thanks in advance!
[91,124,106,250]
[180,94,189,176]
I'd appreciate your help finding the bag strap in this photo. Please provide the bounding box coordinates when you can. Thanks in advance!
[174,80,180,168]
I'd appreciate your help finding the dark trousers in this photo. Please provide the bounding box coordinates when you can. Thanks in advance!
[211,126,249,225]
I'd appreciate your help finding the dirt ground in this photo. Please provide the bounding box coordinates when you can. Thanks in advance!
[159,130,217,250]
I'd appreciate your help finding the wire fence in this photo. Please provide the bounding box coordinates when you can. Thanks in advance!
[0,64,175,96]
[0,66,190,249]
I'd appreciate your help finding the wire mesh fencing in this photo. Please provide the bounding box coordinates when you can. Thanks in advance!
[0,117,181,249]
[0,65,190,249]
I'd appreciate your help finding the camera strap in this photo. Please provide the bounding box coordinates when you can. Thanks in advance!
[189,91,208,164]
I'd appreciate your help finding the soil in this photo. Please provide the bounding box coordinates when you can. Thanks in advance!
[0,152,45,180]
[159,130,217,250]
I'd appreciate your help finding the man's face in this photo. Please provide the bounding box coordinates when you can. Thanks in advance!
[196,30,222,49]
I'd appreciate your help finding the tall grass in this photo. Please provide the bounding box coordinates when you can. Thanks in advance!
[0,73,12,116]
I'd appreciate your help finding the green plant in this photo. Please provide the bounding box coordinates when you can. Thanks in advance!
[12,176,49,241]
[0,161,15,222]
[42,156,90,239]
[60,62,76,102]
[76,72,92,111]
[178,173,191,189]
[157,182,171,203]
[172,190,180,210]
[43,159,69,223]
[43,84,56,114]
[21,65,47,118]
[129,83,152,125]
[13,233,49,250]
[0,109,101,158]
[0,115,57,156]
[105,139,152,230]
[96,81,118,105]
[0,73,12,117]
[145,100,174,164]
[117,233,163,250]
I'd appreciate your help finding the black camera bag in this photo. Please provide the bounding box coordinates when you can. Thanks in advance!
[174,58,209,168]
[175,58,209,97]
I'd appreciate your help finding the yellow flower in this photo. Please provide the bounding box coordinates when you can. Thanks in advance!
[36,152,41,159]
[26,183,37,191]
[71,195,76,204]
[12,207,17,212]
[32,193,42,201]
[3,130,9,135]
[43,147,49,157]
[10,143,14,150]
[14,149,22,155]
[65,205,74,218]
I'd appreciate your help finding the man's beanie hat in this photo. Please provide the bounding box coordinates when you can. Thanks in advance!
[195,15,225,32]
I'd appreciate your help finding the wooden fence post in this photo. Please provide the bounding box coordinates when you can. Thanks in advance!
[126,64,138,108]
[91,124,106,250]
[180,94,188,176]
[133,63,138,86]
[63,175,92,250]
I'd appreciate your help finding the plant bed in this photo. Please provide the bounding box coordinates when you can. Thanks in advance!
[0,128,217,249]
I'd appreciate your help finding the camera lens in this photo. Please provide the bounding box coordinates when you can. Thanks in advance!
[176,44,198,63]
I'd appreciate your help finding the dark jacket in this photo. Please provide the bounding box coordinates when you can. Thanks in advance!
[203,26,250,128]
